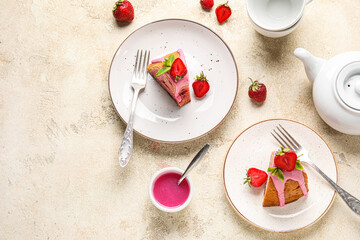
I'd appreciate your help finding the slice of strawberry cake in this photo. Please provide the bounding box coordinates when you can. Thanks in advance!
[263,151,309,207]
[147,49,191,107]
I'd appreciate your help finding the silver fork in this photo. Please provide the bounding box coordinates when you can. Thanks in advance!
[119,50,150,167]
[271,124,360,216]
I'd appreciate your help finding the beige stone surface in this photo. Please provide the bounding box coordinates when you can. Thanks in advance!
[1,0,360,239]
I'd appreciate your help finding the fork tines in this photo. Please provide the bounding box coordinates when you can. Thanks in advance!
[133,49,150,80]
[271,124,301,151]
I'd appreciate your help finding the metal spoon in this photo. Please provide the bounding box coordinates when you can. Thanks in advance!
[177,144,210,185]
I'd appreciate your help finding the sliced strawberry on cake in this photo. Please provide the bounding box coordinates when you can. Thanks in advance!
[147,49,191,107]
[263,149,309,207]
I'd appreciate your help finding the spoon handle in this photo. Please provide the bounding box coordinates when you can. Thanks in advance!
[178,144,210,185]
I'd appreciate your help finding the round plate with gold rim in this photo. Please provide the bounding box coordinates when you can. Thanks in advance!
[108,19,238,143]
[223,119,338,232]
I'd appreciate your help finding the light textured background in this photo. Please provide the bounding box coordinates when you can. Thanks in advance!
[1,0,360,239]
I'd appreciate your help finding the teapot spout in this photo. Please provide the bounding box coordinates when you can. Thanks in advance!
[294,48,325,83]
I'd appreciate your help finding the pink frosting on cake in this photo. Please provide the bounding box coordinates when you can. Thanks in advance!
[151,49,189,103]
[269,151,308,207]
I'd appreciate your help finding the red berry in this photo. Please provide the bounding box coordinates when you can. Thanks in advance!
[244,168,267,188]
[248,78,267,103]
[274,147,298,172]
[170,58,187,81]
[200,0,214,10]
[192,72,210,98]
[215,2,232,24]
[112,0,134,23]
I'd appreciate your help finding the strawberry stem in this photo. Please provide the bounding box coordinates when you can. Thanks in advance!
[196,71,207,81]
[243,169,252,188]
[113,0,124,11]
[275,146,290,156]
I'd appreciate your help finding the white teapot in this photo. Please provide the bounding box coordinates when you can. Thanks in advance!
[294,48,360,135]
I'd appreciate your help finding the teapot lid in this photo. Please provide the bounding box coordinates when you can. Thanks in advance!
[336,61,360,111]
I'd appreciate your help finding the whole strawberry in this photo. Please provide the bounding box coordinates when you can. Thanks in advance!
[215,2,232,24]
[113,0,134,23]
[248,78,267,103]
[192,72,210,98]
[244,168,267,188]
[200,0,214,10]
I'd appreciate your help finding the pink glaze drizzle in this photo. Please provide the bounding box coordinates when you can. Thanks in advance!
[269,152,308,207]
[151,49,189,102]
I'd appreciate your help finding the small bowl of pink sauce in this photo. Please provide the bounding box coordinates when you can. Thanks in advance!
[149,167,193,213]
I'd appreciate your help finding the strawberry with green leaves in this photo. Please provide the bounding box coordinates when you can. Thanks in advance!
[192,72,210,98]
[268,147,304,182]
[248,78,267,103]
[170,58,187,81]
[156,54,187,82]
[244,168,267,188]
[274,147,301,172]
[112,0,134,23]
[215,2,232,24]
[156,54,175,76]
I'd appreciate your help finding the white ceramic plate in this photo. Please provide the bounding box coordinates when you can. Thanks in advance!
[108,19,238,142]
[223,119,338,232]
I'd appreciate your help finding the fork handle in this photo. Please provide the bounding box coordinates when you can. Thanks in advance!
[119,88,140,167]
[305,160,360,215]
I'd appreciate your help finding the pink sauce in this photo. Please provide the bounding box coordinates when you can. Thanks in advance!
[269,152,308,207]
[151,49,190,102]
[153,172,190,208]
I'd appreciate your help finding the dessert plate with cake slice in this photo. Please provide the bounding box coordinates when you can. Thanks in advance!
[223,119,338,232]
[108,19,238,142]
